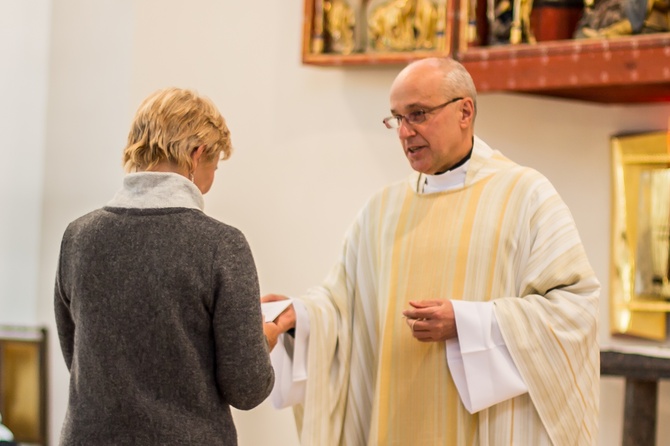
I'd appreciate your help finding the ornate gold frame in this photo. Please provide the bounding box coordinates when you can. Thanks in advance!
[0,326,48,445]
[610,131,670,340]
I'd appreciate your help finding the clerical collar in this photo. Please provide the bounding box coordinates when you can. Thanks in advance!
[422,148,473,194]
[423,160,469,193]
[435,147,473,175]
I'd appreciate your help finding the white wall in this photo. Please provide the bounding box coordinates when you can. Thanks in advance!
[0,0,51,325]
[3,0,670,445]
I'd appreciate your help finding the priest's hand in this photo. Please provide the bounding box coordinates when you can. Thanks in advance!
[261,293,297,335]
[402,299,457,342]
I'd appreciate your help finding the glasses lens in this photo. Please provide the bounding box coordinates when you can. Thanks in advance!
[383,117,399,129]
[407,111,426,125]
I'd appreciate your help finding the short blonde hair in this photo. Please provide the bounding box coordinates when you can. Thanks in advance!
[123,87,232,173]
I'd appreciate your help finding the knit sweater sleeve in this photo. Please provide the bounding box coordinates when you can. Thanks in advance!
[54,226,75,371]
[211,228,275,410]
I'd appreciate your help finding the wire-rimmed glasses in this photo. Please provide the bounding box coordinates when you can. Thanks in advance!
[382,97,464,129]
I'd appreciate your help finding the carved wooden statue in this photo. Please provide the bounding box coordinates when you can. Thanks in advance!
[574,0,669,38]
[414,0,439,48]
[325,0,356,54]
[510,0,536,43]
[368,0,417,51]
[489,0,536,44]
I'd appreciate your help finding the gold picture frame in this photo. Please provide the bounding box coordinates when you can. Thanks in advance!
[301,0,453,65]
[0,326,48,445]
[610,131,670,341]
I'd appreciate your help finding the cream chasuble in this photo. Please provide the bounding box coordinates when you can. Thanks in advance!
[290,140,599,446]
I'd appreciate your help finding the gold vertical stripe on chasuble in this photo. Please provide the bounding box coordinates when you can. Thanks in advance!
[376,178,494,446]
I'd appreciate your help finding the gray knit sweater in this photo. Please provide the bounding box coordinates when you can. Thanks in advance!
[54,172,274,446]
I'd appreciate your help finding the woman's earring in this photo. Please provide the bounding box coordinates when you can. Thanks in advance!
[189,171,195,182]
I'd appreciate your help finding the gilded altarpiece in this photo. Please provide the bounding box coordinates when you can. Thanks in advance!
[611,132,670,341]
[306,0,450,58]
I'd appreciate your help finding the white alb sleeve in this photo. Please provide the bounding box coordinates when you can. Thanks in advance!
[269,299,310,409]
[445,300,528,413]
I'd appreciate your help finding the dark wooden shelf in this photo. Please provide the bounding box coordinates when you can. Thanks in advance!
[301,0,670,103]
[601,350,670,446]
[461,34,670,103]
[601,349,670,380]
[302,50,449,66]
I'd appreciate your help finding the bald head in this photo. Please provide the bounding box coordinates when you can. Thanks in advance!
[388,57,478,175]
[392,57,478,120]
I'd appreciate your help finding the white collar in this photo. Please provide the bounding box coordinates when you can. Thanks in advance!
[107,172,205,210]
[422,159,470,193]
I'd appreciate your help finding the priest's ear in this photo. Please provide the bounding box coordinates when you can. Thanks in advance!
[458,98,475,128]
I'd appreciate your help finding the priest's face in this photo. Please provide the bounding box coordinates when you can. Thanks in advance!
[389,62,474,175]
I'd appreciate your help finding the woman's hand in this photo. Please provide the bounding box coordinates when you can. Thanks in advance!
[261,294,297,350]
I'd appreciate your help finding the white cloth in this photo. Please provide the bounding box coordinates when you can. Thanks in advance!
[448,301,527,413]
[0,417,13,441]
[271,300,309,408]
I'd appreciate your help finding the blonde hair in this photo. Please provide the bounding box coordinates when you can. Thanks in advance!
[123,87,232,173]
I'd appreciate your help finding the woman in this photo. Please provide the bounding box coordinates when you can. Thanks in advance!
[54,88,275,445]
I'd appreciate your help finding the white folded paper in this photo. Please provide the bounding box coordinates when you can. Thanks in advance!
[261,299,293,322]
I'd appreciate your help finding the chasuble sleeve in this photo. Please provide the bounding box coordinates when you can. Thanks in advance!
[492,172,600,446]
[447,300,528,413]
[270,300,310,408]
[283,198,380,446]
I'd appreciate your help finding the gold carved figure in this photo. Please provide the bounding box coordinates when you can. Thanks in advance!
[325,0,356,54]
[367,0,441,51]
[575,0,669,38]
[414,0,439,49]
[489,0,536,44]
[509,0,536,43]
[369,0,441,51]
[368,0,416,51]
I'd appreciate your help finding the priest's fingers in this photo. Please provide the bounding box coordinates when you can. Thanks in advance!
[274,305,297,333]
[410,314,457,342]
[408,299,444,309]
[261,293,290,303]
[403,299,450,320]
[406,300,454,323]
[404,317,417,331]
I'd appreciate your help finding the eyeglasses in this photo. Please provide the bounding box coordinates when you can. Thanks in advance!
[382,97,464,129]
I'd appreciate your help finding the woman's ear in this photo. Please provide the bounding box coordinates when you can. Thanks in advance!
[190,145,206,166]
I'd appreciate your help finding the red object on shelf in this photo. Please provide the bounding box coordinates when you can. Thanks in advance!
[530,0,584,42]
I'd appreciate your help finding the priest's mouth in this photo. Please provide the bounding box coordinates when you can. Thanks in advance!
[407,146,426,154]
